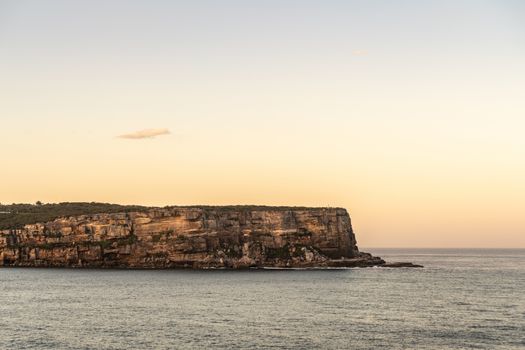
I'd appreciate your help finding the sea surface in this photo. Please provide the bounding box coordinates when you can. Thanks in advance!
[0,249,524,350]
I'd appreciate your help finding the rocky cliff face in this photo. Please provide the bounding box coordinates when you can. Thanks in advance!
[0,207,387,268]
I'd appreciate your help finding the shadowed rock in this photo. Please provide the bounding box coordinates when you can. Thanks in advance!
[0,206,421,269]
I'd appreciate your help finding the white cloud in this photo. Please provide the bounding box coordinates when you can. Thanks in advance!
[118,128,171,139]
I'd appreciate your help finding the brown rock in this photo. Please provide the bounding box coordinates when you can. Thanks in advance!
[0,206,419,269]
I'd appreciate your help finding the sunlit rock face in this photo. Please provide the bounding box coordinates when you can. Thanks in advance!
[0,207,385,268]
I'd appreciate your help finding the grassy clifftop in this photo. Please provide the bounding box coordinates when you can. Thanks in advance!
[0,202,150,230]
[0,202,343,230]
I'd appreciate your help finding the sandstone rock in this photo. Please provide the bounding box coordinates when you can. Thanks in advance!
[0,206,419,269]
[382,262,424,268]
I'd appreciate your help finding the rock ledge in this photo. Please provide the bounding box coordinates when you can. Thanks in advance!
[0,207,420,269]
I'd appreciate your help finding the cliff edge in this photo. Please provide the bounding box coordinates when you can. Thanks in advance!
[0,206,418,268]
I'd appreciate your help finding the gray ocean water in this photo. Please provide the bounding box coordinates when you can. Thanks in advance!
[0,249,524,350]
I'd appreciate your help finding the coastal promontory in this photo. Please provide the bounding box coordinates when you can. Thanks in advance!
[0,203,419,268]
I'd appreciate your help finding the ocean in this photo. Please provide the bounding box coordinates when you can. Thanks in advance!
[0,249,523,349]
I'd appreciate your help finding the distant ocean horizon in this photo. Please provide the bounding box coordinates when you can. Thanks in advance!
[1,248,524,349]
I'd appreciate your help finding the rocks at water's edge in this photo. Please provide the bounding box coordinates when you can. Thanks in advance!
[382,262,424,268]
[0,207,421,268]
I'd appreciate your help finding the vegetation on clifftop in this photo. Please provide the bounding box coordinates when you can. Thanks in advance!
[0,202,150,230]
[0,202,344,230]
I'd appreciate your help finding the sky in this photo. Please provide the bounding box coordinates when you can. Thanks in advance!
[1,0,524,247]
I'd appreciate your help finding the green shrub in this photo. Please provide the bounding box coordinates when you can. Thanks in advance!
[0,202,150,230]
[266,244,291,260]
[98,240,113,249]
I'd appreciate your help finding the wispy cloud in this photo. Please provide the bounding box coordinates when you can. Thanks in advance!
[118,128,171,139]
[352,49,368,56]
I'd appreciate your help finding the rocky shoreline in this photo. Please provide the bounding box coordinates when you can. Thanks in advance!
[0,206,421,269]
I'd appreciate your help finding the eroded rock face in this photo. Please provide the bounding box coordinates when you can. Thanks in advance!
[0,207,386,268]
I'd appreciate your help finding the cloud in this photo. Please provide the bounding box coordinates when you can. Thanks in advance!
[352,49,368,56]
[118,128,171,139]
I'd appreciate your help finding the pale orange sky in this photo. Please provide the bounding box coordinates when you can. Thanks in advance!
[1,1,524,247]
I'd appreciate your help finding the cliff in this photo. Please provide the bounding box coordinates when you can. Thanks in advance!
[0,206,398,268]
